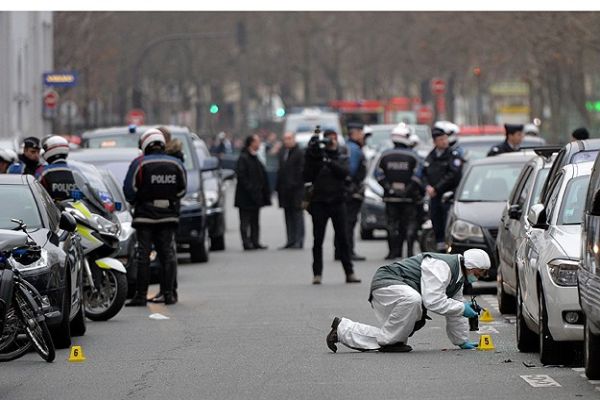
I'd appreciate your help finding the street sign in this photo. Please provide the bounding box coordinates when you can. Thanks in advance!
[431,78,446,95]
[126,109,145,126]
[416,106,433,124]
[43,71,78,88]
[43,90,59,109]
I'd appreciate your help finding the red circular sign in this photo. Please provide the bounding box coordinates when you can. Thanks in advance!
[431,79,446,95]
[417,106,433,123]
[44,90,59,109]
[126,109,146,125]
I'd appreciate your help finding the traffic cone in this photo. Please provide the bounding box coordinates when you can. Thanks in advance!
[478,334,495,351]
[68,345,86,362]
[480,308,494,323]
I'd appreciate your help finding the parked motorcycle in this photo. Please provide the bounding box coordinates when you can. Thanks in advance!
[0,222,56,362]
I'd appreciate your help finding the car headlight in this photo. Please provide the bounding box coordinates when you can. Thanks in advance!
[548,259,579,286]
[364,186,382,202]
[204,190,219,208]
[181,191,203,207]
[93,215,119,235]
[10,248,48,272]
[450,220,484,241]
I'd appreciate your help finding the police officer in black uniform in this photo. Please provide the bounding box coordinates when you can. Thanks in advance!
[303,128,361,285]
[124,129,187,306]
[8,137,43,175]
[487,124,525,156]
[376,124,423,260]
[36,136,77,202]
[423,127,463,252]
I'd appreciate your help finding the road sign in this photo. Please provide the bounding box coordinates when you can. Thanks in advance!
[416,106,433,124]
[43,71,78,88]
[43,90,59,109]
[126,109,145,126]
[431,78,446,95]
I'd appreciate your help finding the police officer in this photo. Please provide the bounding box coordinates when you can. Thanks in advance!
[303,129,361,285]
[422,127,463,251]
[334,122,367,261]
[0,149,17,174]
[487,124,525,156]
[124,129,187,306]
[8,137,43,175]
[36,136,77,202]
[376,123,423,260]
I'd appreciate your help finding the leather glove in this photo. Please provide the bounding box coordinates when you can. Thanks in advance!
[463,302,478,318]
[458,341,478,350]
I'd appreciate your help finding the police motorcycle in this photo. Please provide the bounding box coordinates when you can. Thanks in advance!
[59,168,128,321]
[0,221,56,362]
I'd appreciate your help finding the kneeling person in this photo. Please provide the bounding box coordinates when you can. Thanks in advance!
[326,249,490,352]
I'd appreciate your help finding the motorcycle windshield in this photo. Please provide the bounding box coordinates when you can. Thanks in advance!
[68,161,116,216]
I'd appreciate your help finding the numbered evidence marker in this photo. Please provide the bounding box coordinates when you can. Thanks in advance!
[479,308,494,323]
[68,345,86,362]
[520,375,562,388]
[477,334,495,351]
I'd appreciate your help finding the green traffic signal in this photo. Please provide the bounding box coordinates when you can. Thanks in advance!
[275,108,286,118]
[209,104,219,114]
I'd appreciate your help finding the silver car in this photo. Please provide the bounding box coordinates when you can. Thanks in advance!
[516,161,592,365]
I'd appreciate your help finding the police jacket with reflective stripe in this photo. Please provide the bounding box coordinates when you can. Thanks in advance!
[36,160,77,201]
[123,151,187,226]
[376,146,422,202]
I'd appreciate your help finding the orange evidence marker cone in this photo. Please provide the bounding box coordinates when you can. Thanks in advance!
[68,345,86,362]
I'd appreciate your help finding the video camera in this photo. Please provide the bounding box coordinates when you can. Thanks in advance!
[307,125,332,150]
[468,296,483,331]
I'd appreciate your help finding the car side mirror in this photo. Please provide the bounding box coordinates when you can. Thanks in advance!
[201,157,219,172]
[527,203,548,229]
[591,190,600,216]
[59,211,77,233]
[442,191,454,204]
[220,169,236,181]
[508,204,522,220]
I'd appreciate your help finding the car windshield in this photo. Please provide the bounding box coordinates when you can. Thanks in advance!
[285,115,340,134]
[571,150,599,164]
[461,137,546,161]
[84,131,194,170]
[530,168,550,207]
[558,175,590,225]
[368,127,394,148]
[458,163,524,202]
[85,161,130,186]
[0,185,42,230]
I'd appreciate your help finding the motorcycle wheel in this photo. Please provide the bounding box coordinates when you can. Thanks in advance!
[84,268,128,321]
[14,284,55,362]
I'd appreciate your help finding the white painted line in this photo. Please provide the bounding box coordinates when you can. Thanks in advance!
[521,375,562,388]
[572,368,585,372]
[478,325,500,334]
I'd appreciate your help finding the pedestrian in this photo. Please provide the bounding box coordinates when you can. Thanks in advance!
[487,124,525,156]
[334,122,367,262]
[234,134,271,250]
[326,249,490,353]
[276,132,305,249]
[303,129,361,285]
[36,135,77,201]
[422,126,463,251]
[376,123,423,260]
[124,129,187,306]
[8,137,42,175]
[571,127,590,141]
[0,149,17,174]
[210,131,233,159]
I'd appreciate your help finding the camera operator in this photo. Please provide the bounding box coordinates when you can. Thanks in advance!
[303,128,361,285]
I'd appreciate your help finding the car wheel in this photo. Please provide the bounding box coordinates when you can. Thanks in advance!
[497,269,516,314]
[50,270,72,349]
[516,279,537,352]
[190,231,209,263]
[210,234,226,251]
[538,287,571,365]
[360,228,373,240]
[584,318,600,379]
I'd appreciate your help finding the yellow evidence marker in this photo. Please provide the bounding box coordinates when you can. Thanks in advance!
[68,345,86,362]
[479,308,494,323]
[478,334,495,351]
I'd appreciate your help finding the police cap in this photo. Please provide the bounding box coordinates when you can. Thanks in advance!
[431,127,447,139]
[504,124,524,135]
[22,136,41,150]
[347,122,364,131]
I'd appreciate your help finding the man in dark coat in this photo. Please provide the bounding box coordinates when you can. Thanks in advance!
[487,124,525,156]
[235,134,271,250]
[276,132,305,249]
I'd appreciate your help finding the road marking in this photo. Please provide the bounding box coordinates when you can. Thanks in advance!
[520,375,562,387]
[572,368,585,372]
[478,325,500,334]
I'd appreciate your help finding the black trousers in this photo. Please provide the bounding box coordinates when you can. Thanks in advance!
[430,196,448,244]
[239,208,260,248]
[310,202,354,277]
[385,202,418,259]
[334,198,362,256]
[136,224,178,295]
[284,207,305,247]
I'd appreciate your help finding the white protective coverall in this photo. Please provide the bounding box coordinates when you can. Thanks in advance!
[337,257,469,350]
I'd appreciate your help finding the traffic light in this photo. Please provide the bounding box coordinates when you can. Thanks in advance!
[275,107,286,118]
[209,103,219,114]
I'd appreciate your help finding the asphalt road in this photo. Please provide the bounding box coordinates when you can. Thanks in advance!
[2,189,599,400]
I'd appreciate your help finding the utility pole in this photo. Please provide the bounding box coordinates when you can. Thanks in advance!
[474,66,483,128]
[237,20,248,133]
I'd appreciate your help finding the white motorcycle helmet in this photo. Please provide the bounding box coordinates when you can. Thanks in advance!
[391,123,412,146]
[42,135,70,163]
[0,148,17,164]
[434,120,460,146]
[140,129,166,153]
[524,123,539,136]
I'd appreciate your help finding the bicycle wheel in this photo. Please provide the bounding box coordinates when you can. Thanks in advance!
[0,333,32,362]
[15,284,55,363]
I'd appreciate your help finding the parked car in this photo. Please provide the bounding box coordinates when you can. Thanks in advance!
[80,126,220,262]
[496,147,560,313]
[516,161,592,365]
[284,108,342,134]
[457,134,546,162]
[579,154,600,379]
[0,174,85,349]
[445,152,534,285]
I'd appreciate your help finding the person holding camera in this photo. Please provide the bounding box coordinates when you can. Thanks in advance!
[325,249,490,353]
[303,129,361,285]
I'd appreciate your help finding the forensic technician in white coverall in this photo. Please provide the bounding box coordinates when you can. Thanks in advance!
[326,249,490,353]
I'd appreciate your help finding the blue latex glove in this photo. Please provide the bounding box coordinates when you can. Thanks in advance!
[459,341,478,350]
[463,302,478,318]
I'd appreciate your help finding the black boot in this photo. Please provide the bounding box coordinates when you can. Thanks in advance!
[164,292,177,305]
[126,292,147,307]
